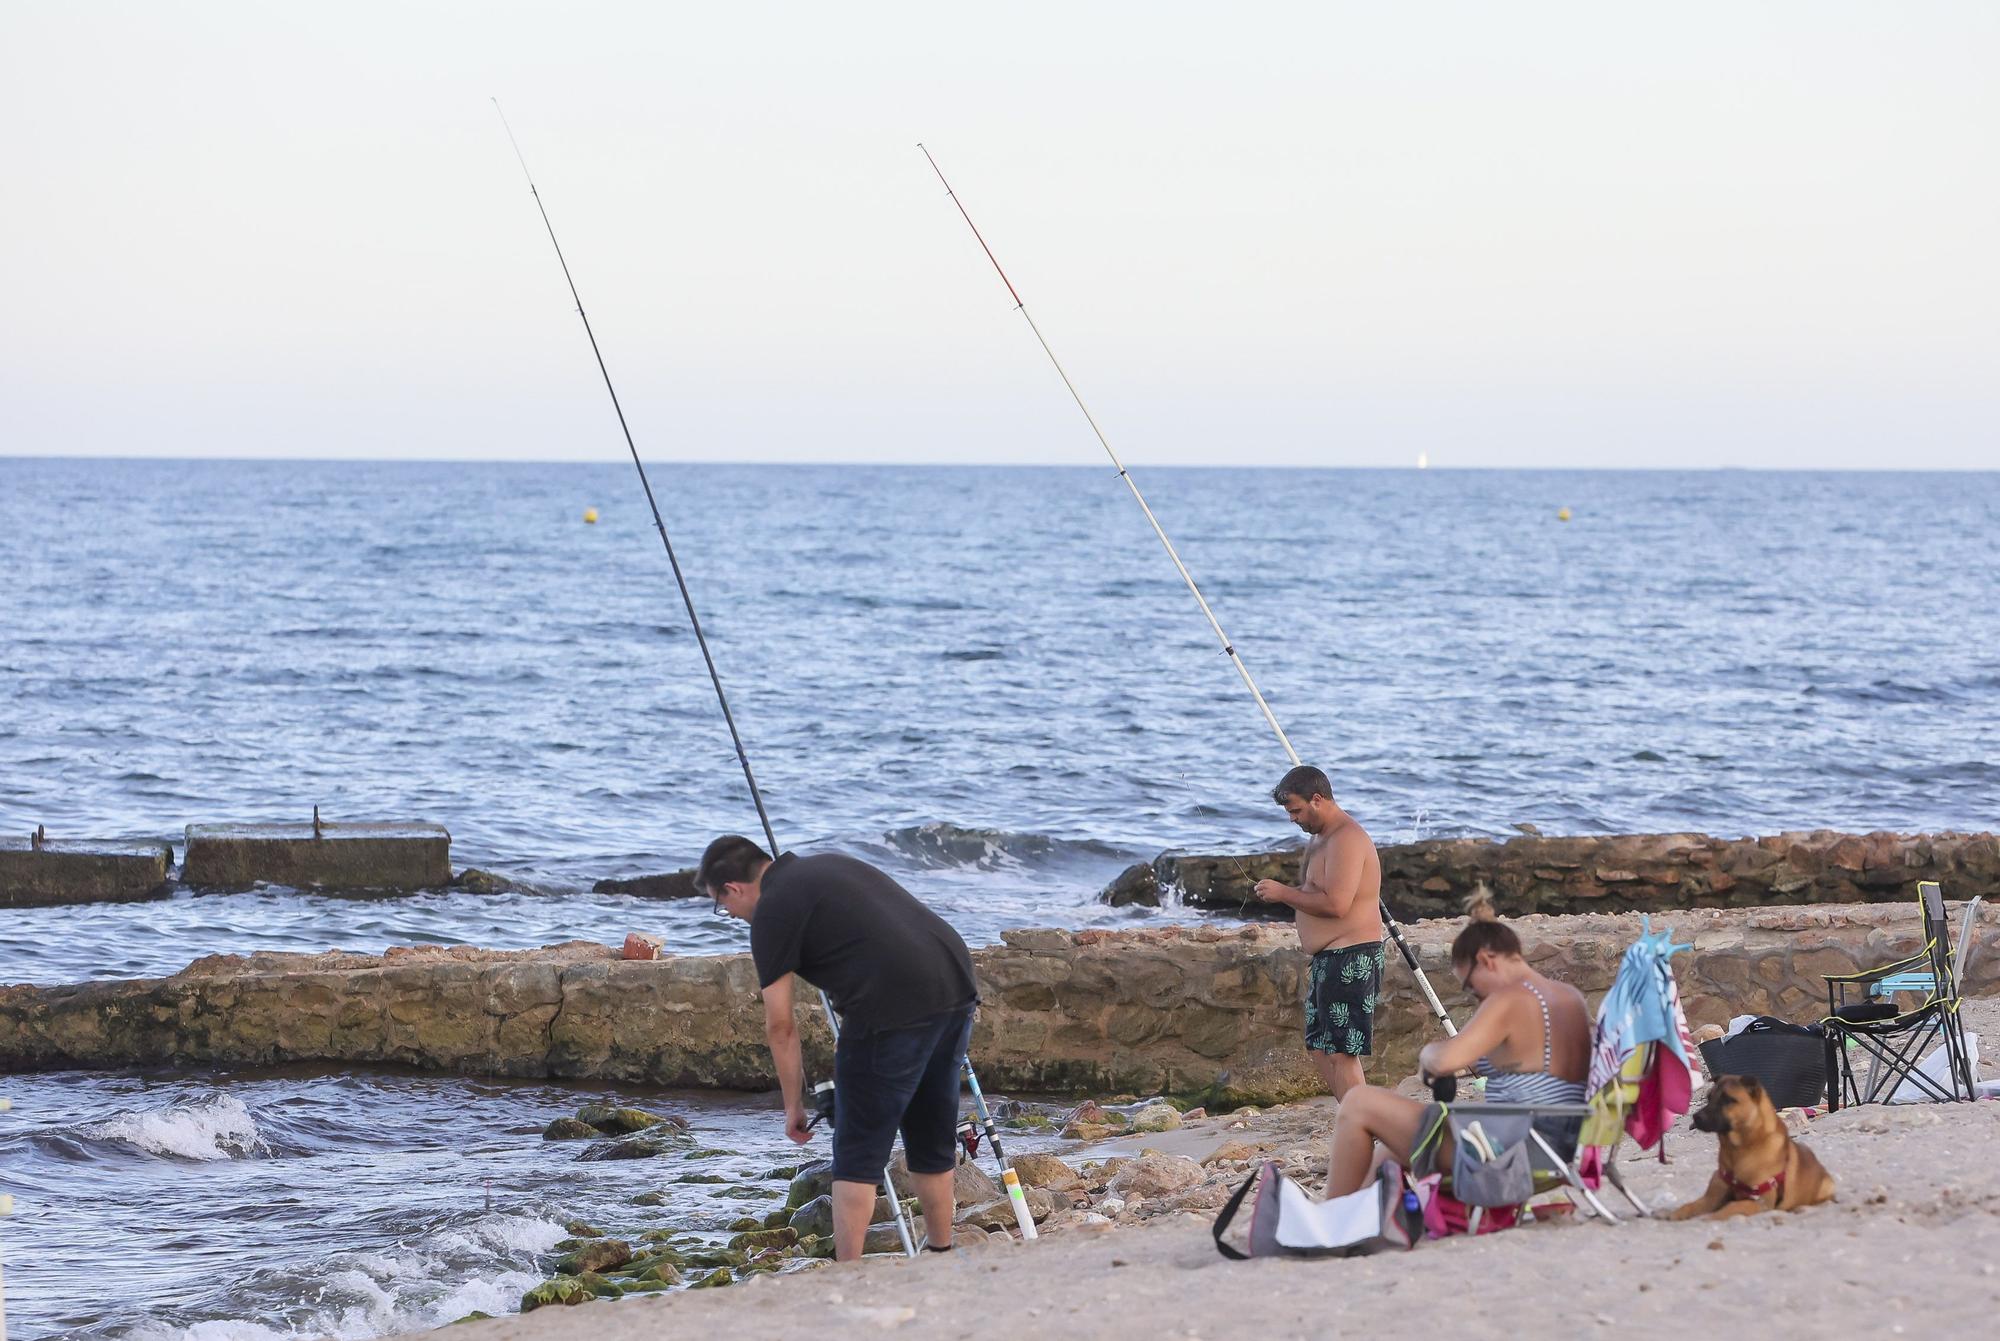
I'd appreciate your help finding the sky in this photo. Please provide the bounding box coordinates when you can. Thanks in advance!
[1,1,1994,469]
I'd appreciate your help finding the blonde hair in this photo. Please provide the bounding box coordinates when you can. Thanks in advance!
[1450,883,1521,966]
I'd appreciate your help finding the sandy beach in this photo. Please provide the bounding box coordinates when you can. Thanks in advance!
[413,999,2000,1341]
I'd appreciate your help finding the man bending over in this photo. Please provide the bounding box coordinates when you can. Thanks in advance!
[1254,765,1384,1099]
[701,835,978,1260]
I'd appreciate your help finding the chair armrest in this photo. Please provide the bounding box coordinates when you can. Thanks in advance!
[1440,1101,1590,1120]
[1822,945,1934,984]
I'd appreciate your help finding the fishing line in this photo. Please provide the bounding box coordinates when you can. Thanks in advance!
[488,102,932,1254]
[919,146,1458,1037]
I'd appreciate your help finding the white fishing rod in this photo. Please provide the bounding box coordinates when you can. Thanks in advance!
[918,145,1457,1038]
[492,102,921,1257]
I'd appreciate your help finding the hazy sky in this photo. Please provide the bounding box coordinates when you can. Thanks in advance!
[2,2,1994,468]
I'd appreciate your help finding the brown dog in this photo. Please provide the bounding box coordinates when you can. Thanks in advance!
[1665,1075,1836,1220]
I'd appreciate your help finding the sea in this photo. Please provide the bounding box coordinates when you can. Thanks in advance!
[1,457,1996,1337]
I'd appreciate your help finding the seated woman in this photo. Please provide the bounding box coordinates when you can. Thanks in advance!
[1324,890,1591,1197]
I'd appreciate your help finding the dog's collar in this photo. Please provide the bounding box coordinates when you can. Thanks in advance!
[1722,1168,1785,1201]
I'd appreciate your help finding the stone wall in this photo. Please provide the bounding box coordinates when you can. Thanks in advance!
[1109,828,2000,921]
[4,901,1994,1105]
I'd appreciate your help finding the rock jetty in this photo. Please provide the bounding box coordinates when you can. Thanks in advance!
[1105,828,2000,919]
[4,902,1993,1105]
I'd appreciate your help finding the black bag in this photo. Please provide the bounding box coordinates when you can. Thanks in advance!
[1697,1017,1828,1109]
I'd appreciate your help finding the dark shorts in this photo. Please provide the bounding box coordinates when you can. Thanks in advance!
[830,1005,975,1184]
[1304,941,1384,1056]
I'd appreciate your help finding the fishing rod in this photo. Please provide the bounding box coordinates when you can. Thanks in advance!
[918,145,1458,1039]
[487,102,932,1255]
[494,108,1033,1254]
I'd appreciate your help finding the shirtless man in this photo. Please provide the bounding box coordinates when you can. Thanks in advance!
[1254,765,1384,1100]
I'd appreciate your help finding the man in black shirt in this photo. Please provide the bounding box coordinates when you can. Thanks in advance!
[699,834,979,1261]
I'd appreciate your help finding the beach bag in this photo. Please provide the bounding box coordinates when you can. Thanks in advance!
[1697,1016,1827,1110]
[1213,1160,1421,1259]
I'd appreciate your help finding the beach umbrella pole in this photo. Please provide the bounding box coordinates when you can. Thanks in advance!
[493,102,919,1257]
[917,145,1457,1038]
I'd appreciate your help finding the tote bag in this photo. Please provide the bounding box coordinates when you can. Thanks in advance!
[1213,1160,1421,1259]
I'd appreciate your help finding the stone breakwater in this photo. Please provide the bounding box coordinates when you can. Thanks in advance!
[4,902,1994,1105]
[1106,828,2000,920]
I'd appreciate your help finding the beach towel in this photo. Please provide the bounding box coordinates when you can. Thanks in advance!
[1581,919,1700,1153]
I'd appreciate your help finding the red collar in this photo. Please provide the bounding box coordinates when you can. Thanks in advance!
[1722,1168,1785,1201]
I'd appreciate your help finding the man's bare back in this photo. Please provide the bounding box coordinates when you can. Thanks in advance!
[1294,817,1383,955]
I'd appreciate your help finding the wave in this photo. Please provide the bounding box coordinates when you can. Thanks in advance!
[78,1093,268,1162]
[873,821,1130,872]
[123,1212,564,1341]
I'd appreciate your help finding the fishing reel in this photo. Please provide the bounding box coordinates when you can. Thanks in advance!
[807,1079,837,1131]
[1425,1071,1459,1103]
[956,1118,982,1161]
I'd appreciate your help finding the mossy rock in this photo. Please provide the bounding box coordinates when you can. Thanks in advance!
[543,1117,598,1141]
[638,1228,680,1243]
[738,1251,786,1277]
[726,1216,763,1232]
[727,1226,799,1253]
[784,1159,836,1210]
[623,1279,668,1293]
[714,1184,778,1201]
[450,1312,494,1324]
[577,1129,689,1161]
[631,1190,668,1206]
[575,1271,624,1299]
[793,1233,835,1260]
[679,1246,748,1271]
[574,1104,685,1135]
[760,1208,791,1229]
[684,1148,731,1159]
[520,1275,603,1311]
[554,1239,632,1275]
[562,1220,605,1238]
[610,1254,684,1285]
[761,1164,800,1180]
[629,1261,683,1287]
[689,1267,734,1289]
[673,1172,730,1185]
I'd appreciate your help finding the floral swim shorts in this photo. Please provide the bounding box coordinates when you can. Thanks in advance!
[1304,940,1384,1056]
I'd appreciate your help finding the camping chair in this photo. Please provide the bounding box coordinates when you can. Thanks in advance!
[1409,1095,1629,1234]
[1820,882,1979,1108]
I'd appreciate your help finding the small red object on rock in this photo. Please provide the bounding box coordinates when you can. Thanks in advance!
[621,933,665,961]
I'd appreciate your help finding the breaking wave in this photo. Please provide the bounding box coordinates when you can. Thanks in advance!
[78,1093,268,1162]
[873,822,1130,872]
[122,1212,565,1341]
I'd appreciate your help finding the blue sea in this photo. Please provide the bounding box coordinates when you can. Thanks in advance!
[2,458,1997,984]
[1,457,1997,1340]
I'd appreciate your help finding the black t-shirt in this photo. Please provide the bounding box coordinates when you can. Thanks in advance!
[749,852,977,1032]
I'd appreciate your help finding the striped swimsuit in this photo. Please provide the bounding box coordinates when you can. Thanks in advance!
[1474,980,1587,1105]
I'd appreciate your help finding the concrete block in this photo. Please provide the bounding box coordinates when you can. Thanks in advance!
[0,838,173,907]
[181,820,450,892]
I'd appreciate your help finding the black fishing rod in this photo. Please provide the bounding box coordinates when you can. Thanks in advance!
[918,144,1458,1039]
[489,102,928,1255]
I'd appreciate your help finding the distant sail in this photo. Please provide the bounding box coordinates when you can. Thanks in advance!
[1416,451,1429,470]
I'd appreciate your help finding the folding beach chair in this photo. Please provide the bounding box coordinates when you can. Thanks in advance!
[1820,882,1979,1108]
[1407,1097,1621,1235]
